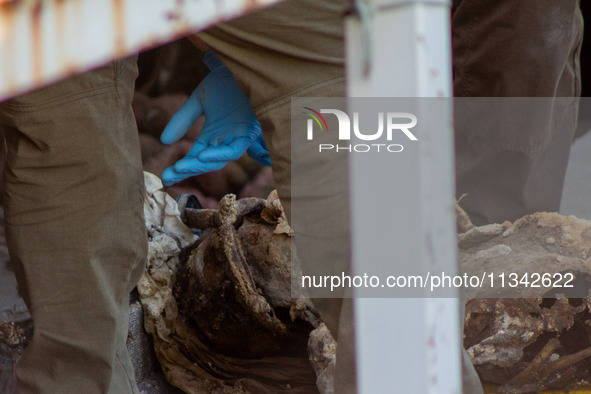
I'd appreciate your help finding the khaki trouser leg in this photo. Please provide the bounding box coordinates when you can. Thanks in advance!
[452,0,583,225]
[0,58,147,393]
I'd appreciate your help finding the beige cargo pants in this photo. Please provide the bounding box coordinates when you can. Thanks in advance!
[0,58,147,393]
[453,0,583,225]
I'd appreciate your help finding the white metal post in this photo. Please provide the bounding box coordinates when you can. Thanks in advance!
[346,1,461,393]
[0,0,281,101]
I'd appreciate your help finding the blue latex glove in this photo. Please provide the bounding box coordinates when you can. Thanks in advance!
[160,51,270,186]
[247,134,271,166]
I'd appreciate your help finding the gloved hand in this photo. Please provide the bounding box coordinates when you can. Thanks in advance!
[160,51,270,186]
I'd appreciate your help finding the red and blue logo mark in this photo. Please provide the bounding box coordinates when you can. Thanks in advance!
[302,107,328,132]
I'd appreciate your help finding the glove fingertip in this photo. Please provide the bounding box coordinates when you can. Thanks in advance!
[161,167,180,186]
[161,122,186,145]
[252,151,271,166]
[160,132,175,145]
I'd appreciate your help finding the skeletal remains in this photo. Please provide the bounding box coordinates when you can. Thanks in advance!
[458,204,591,393]
[139,173,334,393]
[138,172,591,393]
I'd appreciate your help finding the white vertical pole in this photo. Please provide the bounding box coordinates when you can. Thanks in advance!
[346,1,461,393]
